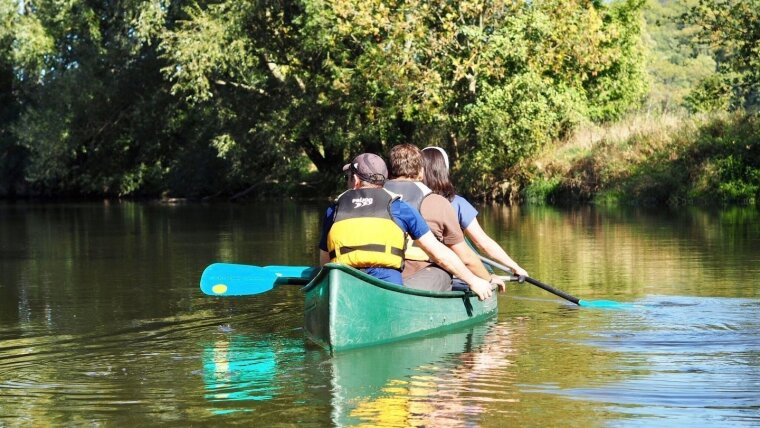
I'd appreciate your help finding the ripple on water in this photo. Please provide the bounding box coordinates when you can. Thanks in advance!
[0,313,246,420]
[527,295,760,426]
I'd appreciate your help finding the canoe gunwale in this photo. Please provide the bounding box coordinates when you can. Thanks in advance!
[302,263,481,298]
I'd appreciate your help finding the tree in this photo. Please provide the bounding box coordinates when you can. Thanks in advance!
[162,0,648,198]
[1,0,649,199]
[685,0,760,110]
[642,0,717,112]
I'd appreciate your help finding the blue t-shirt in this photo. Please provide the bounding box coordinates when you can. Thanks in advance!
[452,195,478,230]
[319,198,430,285]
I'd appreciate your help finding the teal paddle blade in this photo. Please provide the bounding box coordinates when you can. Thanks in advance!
[578,299,634,309]
[200,263,278,296]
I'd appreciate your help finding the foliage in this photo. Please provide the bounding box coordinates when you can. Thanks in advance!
[683,73,734,112]
[523,176,562,205]
[0,0,657,200]
[684,0,760,110]
[641,0,717,112]
[0,1,20,196]
[687,112,760,204]
[5,0,177,196]
[160,0,648,198]
[529,111,760,207]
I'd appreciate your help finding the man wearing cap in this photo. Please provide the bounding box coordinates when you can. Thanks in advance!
[384,144,496,292]
[318,153,492,301]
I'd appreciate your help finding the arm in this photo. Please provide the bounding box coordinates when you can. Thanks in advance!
[449,240,507,292]
[465,218,528,277]
[415,232,493,301]
[448,241,490,280]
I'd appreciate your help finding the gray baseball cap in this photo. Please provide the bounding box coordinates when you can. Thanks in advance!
[343,153,388,184]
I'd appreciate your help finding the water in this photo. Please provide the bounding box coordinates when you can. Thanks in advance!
[1,201,758,426]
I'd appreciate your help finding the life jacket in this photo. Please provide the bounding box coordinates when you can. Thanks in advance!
[383,180,433,262]
[327,188,406,269]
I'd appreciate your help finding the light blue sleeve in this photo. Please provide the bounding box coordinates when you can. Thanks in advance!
[452,195,478,229]
[390,199,430,240]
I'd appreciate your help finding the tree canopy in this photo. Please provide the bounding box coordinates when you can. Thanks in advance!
[4,0,752,200]
[683,0,760,111]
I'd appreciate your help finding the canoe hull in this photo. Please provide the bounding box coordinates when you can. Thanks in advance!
[303,263,497,353]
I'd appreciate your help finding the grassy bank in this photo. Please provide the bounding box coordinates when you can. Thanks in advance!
[522,111,760,207]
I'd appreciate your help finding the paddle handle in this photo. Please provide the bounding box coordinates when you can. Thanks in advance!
[478,255,581,306]
[522,277,580,306]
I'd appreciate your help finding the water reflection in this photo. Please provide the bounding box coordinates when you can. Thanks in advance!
[199,320,520,426]
[328,320,518,427]
[200,330,309,416]
[526,295,760,427]
[203,336,278,407]
[2,201,759,426]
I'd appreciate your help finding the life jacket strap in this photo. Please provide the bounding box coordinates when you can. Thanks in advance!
[330,244,405,260]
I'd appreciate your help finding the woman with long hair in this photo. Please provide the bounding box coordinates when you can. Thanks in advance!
[421,147,529,278]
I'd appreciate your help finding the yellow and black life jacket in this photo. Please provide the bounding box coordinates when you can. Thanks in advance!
[383,180,433,262]
[327,188,406,269]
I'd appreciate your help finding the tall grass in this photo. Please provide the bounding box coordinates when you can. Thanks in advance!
[523,111,760,207]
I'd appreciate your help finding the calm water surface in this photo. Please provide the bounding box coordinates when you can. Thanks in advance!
[0,201,758,427]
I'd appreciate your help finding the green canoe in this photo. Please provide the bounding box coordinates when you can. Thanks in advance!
[302,263,498,353]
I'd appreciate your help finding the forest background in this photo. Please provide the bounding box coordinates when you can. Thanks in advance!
[0,0,757,206]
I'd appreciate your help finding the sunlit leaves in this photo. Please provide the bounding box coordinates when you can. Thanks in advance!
[155,0,648,196]
[3,0,650,198]
[9,8,55,82]
[684,0,760,109]
[133,0,169,47]
[161,5,231,101]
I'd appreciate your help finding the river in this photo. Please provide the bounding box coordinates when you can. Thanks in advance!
[1,201,758,426]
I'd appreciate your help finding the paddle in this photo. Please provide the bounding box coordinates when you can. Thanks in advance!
[200,263,279,296]
[263,265,319,282]
[200,263,318,296]
[478,255,629,309]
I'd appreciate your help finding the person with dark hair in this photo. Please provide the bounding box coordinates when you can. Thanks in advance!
[318,152,493,300]
[384,144,498,292]
[422,147,529,279]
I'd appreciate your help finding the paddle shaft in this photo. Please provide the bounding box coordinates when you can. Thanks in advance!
[478,255,581,306]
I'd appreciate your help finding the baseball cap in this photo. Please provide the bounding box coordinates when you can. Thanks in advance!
[342,153,388,184]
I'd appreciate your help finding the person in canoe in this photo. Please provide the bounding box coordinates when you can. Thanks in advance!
[384,144,500,292]
[421,146,529,280]
[318,152,493,301]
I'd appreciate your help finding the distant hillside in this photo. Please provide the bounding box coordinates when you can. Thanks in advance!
[642,0,716,111]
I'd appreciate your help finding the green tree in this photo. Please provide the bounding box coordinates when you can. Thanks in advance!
[163,0,648,198]
[684,0,760,110]
[642,0,716,112]
[1,0,649,199]
[0,0,25,196]
[5,0,235,197]
[7,0,172,195]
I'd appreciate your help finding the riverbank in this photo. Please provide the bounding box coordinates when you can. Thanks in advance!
[520,111,759,207]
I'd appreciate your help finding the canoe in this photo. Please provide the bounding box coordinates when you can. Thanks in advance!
[302,263,498,353]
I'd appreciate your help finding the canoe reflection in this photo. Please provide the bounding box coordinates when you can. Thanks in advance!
[330,319,515,426]
[202,335,291,413]
[201,321,515,423]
